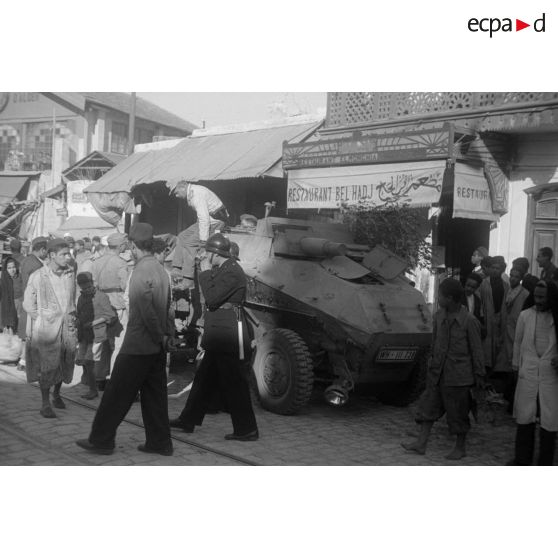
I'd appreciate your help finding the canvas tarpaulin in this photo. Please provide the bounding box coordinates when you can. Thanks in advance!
[86,191,137,227]
[83,121,320,226]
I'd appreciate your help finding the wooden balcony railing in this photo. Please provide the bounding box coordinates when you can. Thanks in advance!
[326,92,558,129]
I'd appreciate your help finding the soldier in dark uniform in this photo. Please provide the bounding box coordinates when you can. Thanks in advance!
[169,233,259,441]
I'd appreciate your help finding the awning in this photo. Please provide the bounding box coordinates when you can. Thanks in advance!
[84,121,321,195]
[0,174,35,213]
[452,162,497,221]
[286,161,446,209]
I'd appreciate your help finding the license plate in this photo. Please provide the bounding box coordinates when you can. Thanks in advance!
[376,348,417,362]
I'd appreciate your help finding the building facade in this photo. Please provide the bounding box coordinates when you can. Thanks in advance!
[0,92,197,241]
[283,92,558,284]
[0,92,197,184]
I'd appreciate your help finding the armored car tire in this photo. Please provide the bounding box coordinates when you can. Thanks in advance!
[374,352,428,407]
[252,328,314,415]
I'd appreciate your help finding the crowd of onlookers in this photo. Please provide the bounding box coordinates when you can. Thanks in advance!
[404,245,558,465]
[3,231,557,464]
[0,232,159,393]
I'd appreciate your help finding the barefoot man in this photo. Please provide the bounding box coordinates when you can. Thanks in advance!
[402,278,485,460]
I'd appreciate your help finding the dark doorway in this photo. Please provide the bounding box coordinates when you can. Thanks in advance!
[437,209,491,282]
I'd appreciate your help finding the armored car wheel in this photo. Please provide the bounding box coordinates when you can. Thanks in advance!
[374,352,428,407]
[252,328,314,415]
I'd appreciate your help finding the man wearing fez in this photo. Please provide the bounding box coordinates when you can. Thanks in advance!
[77,223,174,456]
[23,239,77,418]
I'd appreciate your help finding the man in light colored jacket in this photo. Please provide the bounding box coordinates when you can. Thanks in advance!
[171,181,228,288]
[509,280,558,465]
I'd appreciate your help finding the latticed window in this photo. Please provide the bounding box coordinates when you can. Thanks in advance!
[326,92,558,128]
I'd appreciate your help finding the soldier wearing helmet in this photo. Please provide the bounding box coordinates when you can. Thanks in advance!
[170,232,259,441]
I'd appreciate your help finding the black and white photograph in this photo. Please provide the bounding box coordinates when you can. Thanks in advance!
[2,1,558,557]
[3,90,558,467]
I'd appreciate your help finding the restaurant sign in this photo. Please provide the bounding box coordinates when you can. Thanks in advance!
[452,162,496,221]
[287,161,447,210]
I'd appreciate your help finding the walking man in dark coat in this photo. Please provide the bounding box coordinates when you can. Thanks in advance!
[76,223,174,456]
[169,233,258,441]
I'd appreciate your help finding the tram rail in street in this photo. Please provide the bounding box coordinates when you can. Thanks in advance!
[41,389,259,467]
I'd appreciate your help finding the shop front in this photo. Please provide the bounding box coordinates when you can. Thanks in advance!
[283,123,505,295]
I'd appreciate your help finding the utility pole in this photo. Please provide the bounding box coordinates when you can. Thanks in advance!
[127,92,136,155]
[125,93,136,233]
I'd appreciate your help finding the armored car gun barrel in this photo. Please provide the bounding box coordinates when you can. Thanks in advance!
[299,237,347,258]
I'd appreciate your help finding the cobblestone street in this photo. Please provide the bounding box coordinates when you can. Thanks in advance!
[0,362,534,466]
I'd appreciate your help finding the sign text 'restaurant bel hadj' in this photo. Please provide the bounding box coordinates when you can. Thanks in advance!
[287,163,445,209]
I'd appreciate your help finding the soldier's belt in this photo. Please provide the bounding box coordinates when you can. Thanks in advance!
[100,288,124,293]
[210,206,229,221]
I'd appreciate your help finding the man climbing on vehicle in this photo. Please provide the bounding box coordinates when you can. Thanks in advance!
[170,180,229,289]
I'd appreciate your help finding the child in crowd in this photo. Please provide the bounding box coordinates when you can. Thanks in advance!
[75,272,119,399]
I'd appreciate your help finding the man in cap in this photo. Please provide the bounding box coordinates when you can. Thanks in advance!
[74,239,92,273]
[9,238,24,265]
[17,237,48,371]
[91,232,129,324]
[23,239,77,418]
[171,181,228,288]
[91,232,129,369]
[170,232,258,441]
[77,223,174,456]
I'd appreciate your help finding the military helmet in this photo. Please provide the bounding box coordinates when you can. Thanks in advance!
[205,233,231,258]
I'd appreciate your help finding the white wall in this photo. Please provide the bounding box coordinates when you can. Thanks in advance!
[490,133,558,268]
